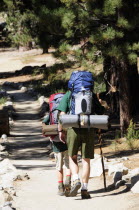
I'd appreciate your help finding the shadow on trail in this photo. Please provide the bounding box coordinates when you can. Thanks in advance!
[89,185,129,198]
[0,65,46,79]
[14,113,40,121]
[11,124,41,134]
[13,163,55,171]
[10,134,42,137]
[105,149,139,159]
[9,136,52,160]
[75,185,129,201]
[11,91,37,102]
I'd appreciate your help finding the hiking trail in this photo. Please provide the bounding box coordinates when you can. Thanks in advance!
[5,86,138,210]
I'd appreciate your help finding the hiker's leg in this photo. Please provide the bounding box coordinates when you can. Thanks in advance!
[67,128,80,176]
[67,155,81,197]
[57,169,63,182]
[80,158,91,199]
[63,150,71,196]
[66,128,81,196]
[55,152,65,196]
[69,155,79,175]
[63,150,71,176]
[80,129,95,199]
[82,158,90,183]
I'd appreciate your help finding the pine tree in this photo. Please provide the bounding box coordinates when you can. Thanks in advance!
[3,0,38,49]
[33,0,65,53]
[57,0,139,134]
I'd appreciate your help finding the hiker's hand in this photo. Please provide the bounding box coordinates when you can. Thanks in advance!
[59,131,66,144]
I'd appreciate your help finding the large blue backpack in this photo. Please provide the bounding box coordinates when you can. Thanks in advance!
[68,71,94,115]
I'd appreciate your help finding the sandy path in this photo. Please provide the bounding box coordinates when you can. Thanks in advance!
[4,87,139,210]
[0,49,57,72]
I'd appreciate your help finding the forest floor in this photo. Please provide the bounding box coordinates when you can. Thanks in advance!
[0,48,139,210]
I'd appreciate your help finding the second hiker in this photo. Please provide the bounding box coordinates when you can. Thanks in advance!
[42,93,71,196]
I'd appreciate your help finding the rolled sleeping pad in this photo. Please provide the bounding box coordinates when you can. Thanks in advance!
[42,124,58,135]
[59,115,109,130]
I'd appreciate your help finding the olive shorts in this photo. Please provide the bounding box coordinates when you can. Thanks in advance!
[54,150,69,171]
[67,127,94,159]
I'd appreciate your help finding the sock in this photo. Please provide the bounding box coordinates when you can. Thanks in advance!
[81,183,88,190]
[58,181,63,186]
[58,181,63,183]
[65,175,71,181]
[72,174,79,181]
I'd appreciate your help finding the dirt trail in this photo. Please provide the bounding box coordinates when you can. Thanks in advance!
[0,49,57,72]
[3,86,138,210]
[1,49,138,210]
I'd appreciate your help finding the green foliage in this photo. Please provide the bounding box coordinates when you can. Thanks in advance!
[110,130,121,152]
[93,73,106,93]
[94,81,106,94]
[102,27,116,41]
[117,17,129,29]
[125,120,139,150]
[0,97,7,105]
[59,42,71,54]
[60,0,78,7]
[103,0,122,16]
[4,0,38,48]
[2,0,139,68]
[115,31,124,39]
[128,53,138,64]
[62,10,75,29]
[106,45,122,59]
[126,120,139,141]
[132,43,139,51]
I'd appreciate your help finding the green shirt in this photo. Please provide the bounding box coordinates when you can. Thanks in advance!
[52,142,68,153]
[57,91,71,113]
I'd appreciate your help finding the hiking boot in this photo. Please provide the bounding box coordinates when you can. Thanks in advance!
[58,184,65,196]
[69,179,81,197]
[81,190,91,199]
[64,176,71,197]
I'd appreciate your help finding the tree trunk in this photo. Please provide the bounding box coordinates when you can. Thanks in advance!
[104,57,119,117]
[109,58,119,116]
[128,64,139,115]
[104,57,134,136]
[119,61,132,135]
[43,48,49,54]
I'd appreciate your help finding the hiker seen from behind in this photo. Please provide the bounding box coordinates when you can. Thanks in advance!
[42,93,71,196]
[57,71,105,199]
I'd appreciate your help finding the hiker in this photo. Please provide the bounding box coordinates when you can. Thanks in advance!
[57,70,104,199]
[42,93,71,196]
[42,116,71,196]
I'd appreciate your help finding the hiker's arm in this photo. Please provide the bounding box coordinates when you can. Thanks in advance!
[58,111,66,144]
[42,115,50,125]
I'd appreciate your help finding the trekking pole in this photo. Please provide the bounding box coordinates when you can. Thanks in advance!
[98,129,107,192]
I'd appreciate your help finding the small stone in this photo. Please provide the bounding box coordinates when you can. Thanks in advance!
[1,135,8,141]
[21,86,27,91]
[121,157,129,161]
[5,102,13,106]
[115,180,126,189]
[131,174,139,187]
[113,171,122,184]
[131,181,139,193]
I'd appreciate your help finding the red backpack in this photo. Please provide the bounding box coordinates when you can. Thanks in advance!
[49,93,65,124]
[42,93,65,139]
